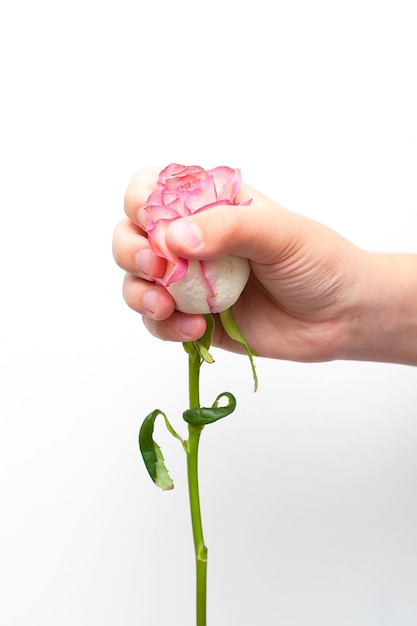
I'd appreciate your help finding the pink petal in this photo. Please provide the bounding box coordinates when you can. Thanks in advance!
[164,257,188,287]
[159,164,208,188]
[193,199,233,214]
[158,163,187,184]
[144,206,182,227]
[183,176,218,212]
[208,166,241,202]
[146,219,177,264]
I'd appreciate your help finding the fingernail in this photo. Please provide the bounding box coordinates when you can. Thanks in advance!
[143,289,158,314]
[169,219,202,250]
[136,249,152,275]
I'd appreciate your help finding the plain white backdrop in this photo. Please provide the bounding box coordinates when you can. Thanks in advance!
[1,1,416,624]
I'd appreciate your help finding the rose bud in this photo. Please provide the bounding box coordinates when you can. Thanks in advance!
[140,164,251,314]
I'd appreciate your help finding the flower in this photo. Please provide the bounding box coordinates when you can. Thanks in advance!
[140,164,251,314]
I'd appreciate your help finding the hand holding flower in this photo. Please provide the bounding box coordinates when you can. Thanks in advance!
[113,164,417,626]
[116,166,368,362]
[115,166,417,365]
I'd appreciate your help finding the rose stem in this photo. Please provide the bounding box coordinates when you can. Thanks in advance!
[186,349,207,626]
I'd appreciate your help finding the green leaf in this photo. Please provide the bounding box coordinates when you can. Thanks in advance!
[153,442,175,490]
[139,409,174,490]
[197,343,214,363]
[183,391,237,426]
[219,307,258,392]
[183,314,215,364]
[182,340,198,358]
[200,314,215,350]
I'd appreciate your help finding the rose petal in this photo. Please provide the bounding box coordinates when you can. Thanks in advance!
[164,256,188,287]
[144,164,251,314]
[183,176,218,212]
[166,256,250,314]
[209,166,241,202]
[160,164,208,188]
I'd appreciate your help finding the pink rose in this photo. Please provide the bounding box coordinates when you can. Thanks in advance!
[140,164,251,314]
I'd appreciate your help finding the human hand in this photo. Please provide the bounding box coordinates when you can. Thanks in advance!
[113,166,417,365]
[113,166,372,362]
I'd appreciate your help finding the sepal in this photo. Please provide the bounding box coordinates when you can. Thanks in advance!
[219,308,258,391]
[183,314,215,364]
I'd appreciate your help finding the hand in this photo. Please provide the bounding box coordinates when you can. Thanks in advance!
[113,167,417,364]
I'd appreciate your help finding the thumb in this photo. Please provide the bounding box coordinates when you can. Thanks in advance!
[165,193,298,264]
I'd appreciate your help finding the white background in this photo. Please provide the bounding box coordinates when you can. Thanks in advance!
[1,1,417,625]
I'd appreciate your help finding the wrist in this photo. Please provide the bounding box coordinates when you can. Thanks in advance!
[345,251,417,365]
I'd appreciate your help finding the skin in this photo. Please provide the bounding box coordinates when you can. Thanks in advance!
[112,167,417,366]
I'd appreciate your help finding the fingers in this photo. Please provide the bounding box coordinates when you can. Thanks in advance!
[165,183,300,264]
[143,311,207,342]
[114,218,207,338]
[113,218,174,320]
[118,166,210,341]
[112,218,166,280]
[122,273,176,320]
[123,273,206,340]
[124,166,162,225]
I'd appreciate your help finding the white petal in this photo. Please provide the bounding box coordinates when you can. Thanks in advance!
[167,256,250,314]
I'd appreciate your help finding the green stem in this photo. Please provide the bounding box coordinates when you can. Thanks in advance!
[186,352,207,626]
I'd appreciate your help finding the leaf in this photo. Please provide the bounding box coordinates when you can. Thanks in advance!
[196,342,215,363]
[200,314,215,351]
[219,308,258,392]
[183,314,215,364]
[139,409,174,490]
[182,340,198,358]
[153,442,175,491]
[183,391,237,426]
